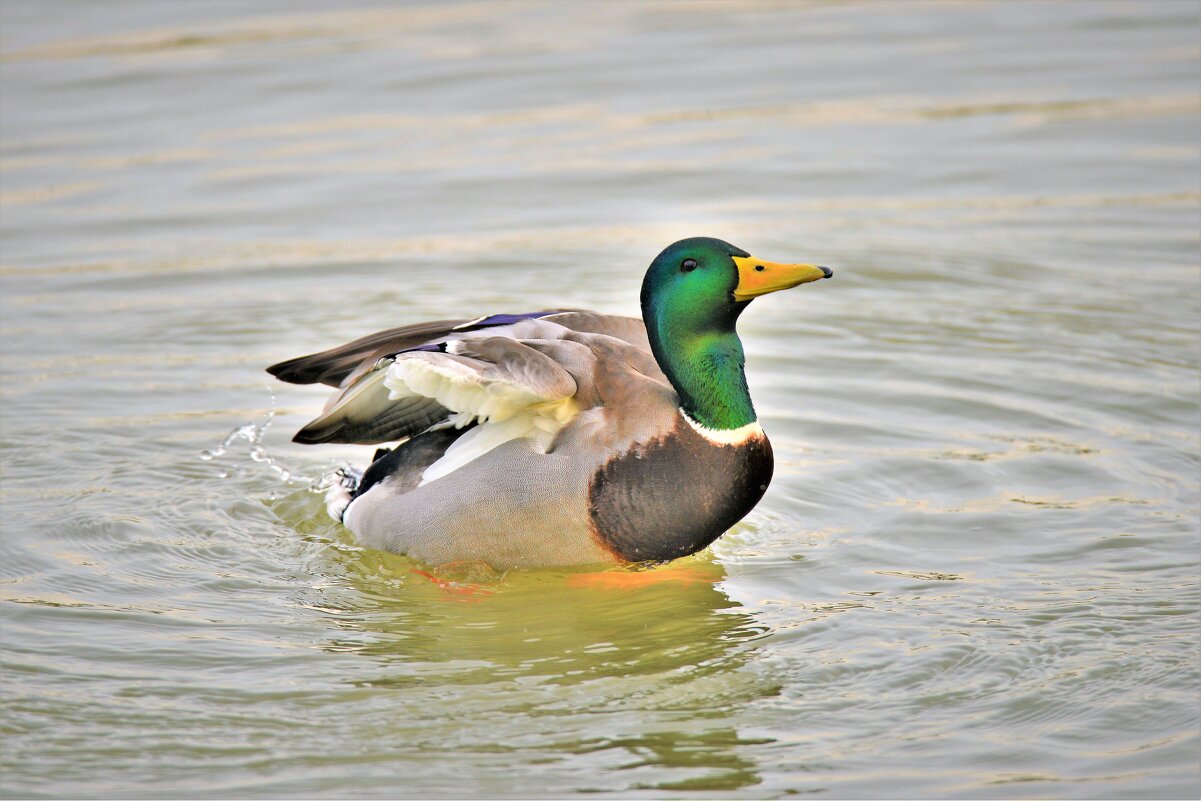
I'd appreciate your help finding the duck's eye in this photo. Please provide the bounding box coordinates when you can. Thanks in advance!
[681,259,698,272]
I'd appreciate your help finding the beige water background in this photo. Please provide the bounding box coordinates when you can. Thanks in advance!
[1,1,1199,798]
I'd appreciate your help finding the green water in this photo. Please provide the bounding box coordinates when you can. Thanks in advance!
[2,1,1199,798]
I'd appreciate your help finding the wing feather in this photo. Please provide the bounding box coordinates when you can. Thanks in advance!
[291,366,452,444]
[288,333,581,450]
[267,318,467,387]
[273,310,650,478]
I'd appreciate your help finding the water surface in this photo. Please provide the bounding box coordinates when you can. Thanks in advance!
[2,1,1199,798]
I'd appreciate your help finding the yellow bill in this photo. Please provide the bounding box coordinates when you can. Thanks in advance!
[732,255,832,301]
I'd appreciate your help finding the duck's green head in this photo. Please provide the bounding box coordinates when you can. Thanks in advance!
[640,237,831,327]
[640,237,832,430]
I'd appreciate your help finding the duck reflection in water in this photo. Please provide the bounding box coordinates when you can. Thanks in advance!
[306,548,778,793]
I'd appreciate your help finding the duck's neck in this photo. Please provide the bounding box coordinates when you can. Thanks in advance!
[647,322,758,432]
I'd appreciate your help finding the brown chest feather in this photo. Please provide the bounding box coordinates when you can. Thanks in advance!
[587,420,774,562]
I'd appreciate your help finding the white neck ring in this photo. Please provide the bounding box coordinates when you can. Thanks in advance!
[680,409,764,445]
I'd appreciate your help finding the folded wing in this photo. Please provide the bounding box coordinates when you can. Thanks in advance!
[290,331,581,477]
[270,310,658,481]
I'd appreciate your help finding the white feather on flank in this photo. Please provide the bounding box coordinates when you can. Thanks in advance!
[383,356,578,485]
[680,409,764,446]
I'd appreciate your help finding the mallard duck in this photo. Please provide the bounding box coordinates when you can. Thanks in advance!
[268,237,831,568]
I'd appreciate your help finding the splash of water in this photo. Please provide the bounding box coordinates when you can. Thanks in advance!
[200,388,335,492]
